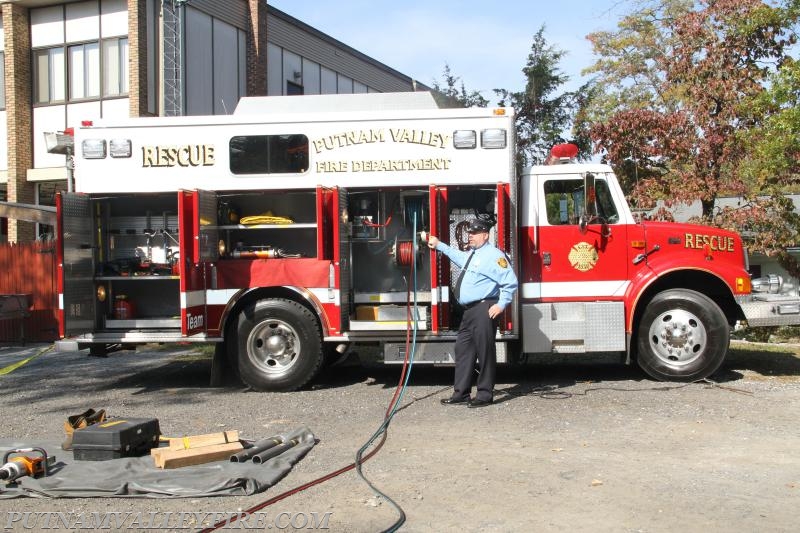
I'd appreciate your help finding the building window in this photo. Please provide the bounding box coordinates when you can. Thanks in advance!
[229,135,309,174]
[34,38,128,105]
[286,81,304,96]
[68,42,100,100]
[36,182,67,241]
[103,37,129,97]
[34,47,66,104]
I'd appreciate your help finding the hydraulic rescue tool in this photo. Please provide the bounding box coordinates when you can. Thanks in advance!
[0,448,54,482]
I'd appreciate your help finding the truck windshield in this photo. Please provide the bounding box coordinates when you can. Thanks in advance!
[543,178,618,225]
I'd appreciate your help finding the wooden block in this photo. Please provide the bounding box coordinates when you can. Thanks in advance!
[167,430,239,451]
[153,441,243,469]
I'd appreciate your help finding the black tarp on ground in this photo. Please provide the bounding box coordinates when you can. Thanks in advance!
[0,427,314,499]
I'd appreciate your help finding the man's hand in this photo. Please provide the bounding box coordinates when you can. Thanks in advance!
[488,304,503,319]
[426,235,440,249]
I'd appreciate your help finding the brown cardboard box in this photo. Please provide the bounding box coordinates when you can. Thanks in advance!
[356,306,380,320]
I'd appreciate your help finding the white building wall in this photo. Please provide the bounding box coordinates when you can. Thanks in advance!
[66,1,99,42]
[100,0,127,37]
[31,6,64,47]
[30,1,131,173]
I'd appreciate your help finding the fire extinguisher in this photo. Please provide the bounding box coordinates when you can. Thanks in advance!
[113,295,135,320]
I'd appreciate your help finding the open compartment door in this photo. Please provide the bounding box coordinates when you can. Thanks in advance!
[316,185,335,261]
[429,185,450,331]
[178,189,218,336]
[496,181,516,334]
[333,187,350,333]
[57,192,95,336]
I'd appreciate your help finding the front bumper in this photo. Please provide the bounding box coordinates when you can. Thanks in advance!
[736,295,800,327]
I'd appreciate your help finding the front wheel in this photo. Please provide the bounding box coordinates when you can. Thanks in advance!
[235,299,323,391]
[636,289,729,381]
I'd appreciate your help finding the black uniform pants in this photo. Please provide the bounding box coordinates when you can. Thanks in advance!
[452,300,498,402]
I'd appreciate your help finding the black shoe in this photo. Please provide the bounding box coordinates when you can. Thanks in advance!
[441,396,470,405]
[468,398,493,408]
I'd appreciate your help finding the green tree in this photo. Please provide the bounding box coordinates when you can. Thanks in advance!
[431,64,488,109]
[734,56,800,276]
[496,26,590,169]
[584,0,798,216]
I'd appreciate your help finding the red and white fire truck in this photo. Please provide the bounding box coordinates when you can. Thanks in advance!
[56,92,800,391]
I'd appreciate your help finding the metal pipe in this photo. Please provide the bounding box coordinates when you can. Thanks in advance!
[251,439,299,464]
[230,437,283,463]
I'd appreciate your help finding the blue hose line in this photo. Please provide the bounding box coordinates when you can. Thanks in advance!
[354,213,420,532]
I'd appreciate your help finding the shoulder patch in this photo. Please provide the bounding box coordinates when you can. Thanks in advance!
[497,257,508,269]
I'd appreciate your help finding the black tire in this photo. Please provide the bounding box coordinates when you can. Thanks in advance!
[636,289,729,381]
[235,298,323,391]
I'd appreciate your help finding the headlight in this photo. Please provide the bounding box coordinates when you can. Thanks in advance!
[751,274,782,294]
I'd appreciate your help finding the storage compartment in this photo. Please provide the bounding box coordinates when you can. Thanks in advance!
[92,193,181,330]
[347,189,432,331]
[72,418,161,461]
[216,190,318,259]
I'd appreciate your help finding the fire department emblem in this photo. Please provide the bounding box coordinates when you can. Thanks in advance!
[497,257,508,269]
[568,242,598,272]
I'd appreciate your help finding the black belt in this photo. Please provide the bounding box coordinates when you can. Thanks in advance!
[462,298,498,310]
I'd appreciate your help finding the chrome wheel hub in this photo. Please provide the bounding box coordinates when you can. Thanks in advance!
[246,319,301,375]
[647,309,707,366]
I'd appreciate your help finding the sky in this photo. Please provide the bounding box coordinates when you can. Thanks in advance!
[268,0,631,98]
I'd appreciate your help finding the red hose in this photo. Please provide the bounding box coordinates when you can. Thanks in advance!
[396,241,415,266]
[199,263,416,533]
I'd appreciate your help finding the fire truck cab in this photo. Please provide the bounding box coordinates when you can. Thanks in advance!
[56,92,800,391]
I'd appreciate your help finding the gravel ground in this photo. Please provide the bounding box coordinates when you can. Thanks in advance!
[0,341,798,532]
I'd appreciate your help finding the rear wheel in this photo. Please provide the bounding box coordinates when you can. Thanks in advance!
[636,289,729,381]
[235,299,323,391]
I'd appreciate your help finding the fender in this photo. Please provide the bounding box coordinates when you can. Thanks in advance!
[215,286,332,338]
[625,257,749,332]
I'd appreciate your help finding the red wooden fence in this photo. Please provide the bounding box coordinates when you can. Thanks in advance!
[0,241,59,343]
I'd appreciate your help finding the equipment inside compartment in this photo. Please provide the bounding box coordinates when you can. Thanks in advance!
[65,185,501,334]
[348,187,499,330]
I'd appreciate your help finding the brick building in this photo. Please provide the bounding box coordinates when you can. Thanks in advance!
[0,0,423,243]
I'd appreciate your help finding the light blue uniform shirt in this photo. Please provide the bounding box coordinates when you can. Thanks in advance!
[435,241,518,309]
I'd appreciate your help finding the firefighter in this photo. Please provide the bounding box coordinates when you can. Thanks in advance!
[426,218,518,407]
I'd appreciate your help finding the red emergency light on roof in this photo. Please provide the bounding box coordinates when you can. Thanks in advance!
[63,127,74,136]
[546,143,579,165]
[81,120,93,127]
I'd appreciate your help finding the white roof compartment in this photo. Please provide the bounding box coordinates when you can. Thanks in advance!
[233,91,440,116]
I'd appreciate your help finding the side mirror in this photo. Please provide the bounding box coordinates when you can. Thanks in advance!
[579,172,598,233]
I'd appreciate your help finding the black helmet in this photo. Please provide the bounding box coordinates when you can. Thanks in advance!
[466,218,492,233]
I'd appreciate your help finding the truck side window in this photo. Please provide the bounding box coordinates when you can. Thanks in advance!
[544,179,619,225]
[230,134,309,174]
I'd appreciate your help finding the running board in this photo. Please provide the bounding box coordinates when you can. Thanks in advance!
[384,341,508,364]
[56,331,220,351]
